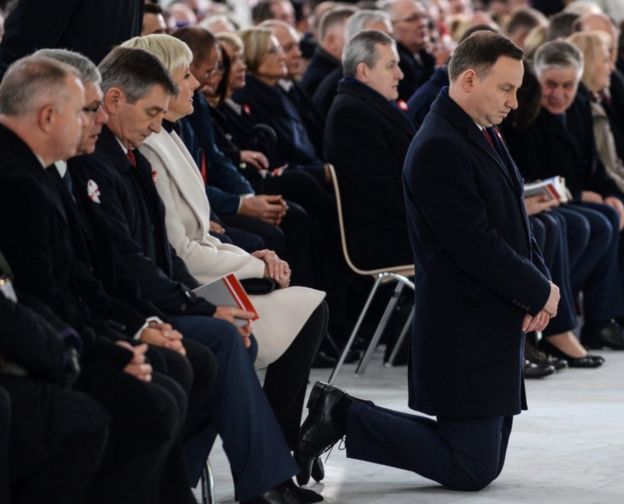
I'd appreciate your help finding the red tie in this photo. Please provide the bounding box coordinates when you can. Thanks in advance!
[127,149,137,167]
[482,128,495,148]
[200,151,208,183]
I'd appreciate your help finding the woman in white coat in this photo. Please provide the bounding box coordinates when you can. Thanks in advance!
[122,34,328,461]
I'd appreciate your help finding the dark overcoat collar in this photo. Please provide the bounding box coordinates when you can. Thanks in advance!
[336,77,415,138]
[430,88,522,193]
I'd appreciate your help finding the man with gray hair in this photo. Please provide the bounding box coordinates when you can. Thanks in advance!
[505,39,624,351]
[322,29,414,275]
[69,46,318,504]
[0,53,214,504]
[300,6,356,95]
[0,56,112,496]
[381,0,435,100]
[313,9,394,115]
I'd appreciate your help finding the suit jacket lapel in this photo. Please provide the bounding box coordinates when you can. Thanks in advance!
[466,126,521,194]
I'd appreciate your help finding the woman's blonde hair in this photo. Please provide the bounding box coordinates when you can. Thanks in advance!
[568,30,612,92]
[216,32,244,54]
[121,34,193,74]
[237,27,274,74]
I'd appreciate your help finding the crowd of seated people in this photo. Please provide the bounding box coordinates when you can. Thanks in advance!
[2,0,624,501]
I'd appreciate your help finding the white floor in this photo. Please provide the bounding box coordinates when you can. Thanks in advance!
[202,347,624,504]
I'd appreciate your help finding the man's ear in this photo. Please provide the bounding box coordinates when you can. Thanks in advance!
[36,104,56,133]
[460,68,478,92]
[103,87,124,114]
[356,62,370,83]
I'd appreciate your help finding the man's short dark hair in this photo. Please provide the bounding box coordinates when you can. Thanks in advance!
[252,0,280,25]
[547,11,580,41]
[98,47,178,103]
[319,6,357,42]
[505,7,546,37]
[172,26,217,65]
[448,31,523,82]
[144,3,164,15]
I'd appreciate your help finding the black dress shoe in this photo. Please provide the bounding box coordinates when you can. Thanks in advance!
[296,382,350,486]
[538,339,604,368]
[311,456,324,483]
[242,480,307,504]
[283,479,323,503]
[523,359,555,378]
[525,341,567,370]
[582,321,624,350]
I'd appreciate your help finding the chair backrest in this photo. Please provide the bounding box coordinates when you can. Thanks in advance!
[328,163,416,277]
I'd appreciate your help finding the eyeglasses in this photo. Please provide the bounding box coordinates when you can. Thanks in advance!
[392,13,425,24]
[83,100,103,114]
[206,64,224,77]
[267,45,285,55]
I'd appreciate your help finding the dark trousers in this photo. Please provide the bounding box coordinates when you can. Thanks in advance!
[215,226,266,253]
[168,315,297,501]
[147,343,218,503]
[347,401,513,491]
[264,301,328,448]
[79,366,187,504]
[0,376,108,504]
[221,214,286,257]
[562,203,624,324]
[531,213,577,335]
[0,387,10,504]
[222,200,326,289]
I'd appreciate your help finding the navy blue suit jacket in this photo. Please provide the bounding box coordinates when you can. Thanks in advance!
[396,42,435,103]
[406,66,449,129]
[71,126,216,318]
[181,92,255,215]
[403,89,551,418]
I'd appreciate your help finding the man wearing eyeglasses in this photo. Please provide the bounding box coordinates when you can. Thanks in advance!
[381,0,435,101]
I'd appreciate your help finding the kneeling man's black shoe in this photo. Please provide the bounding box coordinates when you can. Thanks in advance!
[295,382,351,486]
[242,480,311,504]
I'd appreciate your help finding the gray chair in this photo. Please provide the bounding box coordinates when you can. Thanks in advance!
[326,164,415,383]
[199,459,215,504]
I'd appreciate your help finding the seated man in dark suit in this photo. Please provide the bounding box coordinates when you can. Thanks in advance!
[313,9,394,118]
[0,386,8,504]
[69,46,317,504]
[381,0,435,102]
[504,40,624,350]
[1,258,109,504]
[325,29,415,270]
[0,0,143,76]
[296,31,560,493]
[0,54,199,504]
[300,6,355,96]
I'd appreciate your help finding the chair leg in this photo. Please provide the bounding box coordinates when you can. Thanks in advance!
[328,274,384,384]
[385,308,413,367]
[200,459,215,504]
[355,281,405,376]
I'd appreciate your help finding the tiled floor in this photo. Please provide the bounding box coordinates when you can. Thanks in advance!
[200,347,624,503]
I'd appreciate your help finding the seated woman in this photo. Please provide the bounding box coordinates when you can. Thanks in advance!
[122,35,328,487]
[569,31,624,193]
[210,33,342,277]
[233,27,330,186]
